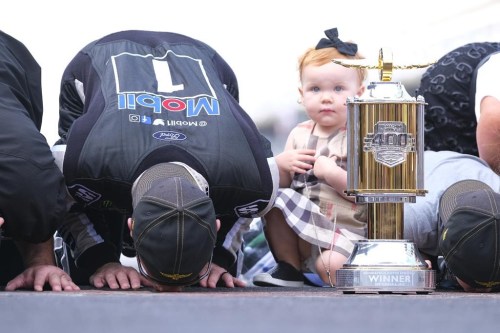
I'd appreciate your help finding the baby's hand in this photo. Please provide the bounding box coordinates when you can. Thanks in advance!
[314,156,339,180]
[276,149,316,174]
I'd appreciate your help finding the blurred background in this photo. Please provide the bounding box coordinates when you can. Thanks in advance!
[2,0,499,152]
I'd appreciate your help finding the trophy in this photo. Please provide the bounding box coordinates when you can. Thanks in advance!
[334,49,436,294]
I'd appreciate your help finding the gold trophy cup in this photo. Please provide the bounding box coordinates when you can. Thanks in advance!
[335,49,436,294]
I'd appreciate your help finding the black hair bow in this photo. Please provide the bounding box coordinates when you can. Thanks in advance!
[315,28,358,56]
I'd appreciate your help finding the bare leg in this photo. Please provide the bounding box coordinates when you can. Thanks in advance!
[315,250,348,286]
[263,208,302,270]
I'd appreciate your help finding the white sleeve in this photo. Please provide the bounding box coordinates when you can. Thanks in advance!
[475,53,500,121]
[51,144,66,171]
[255,157,279,217]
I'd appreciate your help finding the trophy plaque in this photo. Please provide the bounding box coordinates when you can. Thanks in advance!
[335,49,436,294]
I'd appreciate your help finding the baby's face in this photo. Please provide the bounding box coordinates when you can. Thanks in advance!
[299,62,363,130]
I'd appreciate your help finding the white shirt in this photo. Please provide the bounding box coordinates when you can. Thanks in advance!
[403,151,500,257]
[475,52,500,121]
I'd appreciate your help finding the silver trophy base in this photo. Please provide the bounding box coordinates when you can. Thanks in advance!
[336,239,435,294]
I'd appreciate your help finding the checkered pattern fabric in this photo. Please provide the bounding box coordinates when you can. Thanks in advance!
[270,122,367,258]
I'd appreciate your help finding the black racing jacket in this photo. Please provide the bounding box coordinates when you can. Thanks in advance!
[0,30,67,242]
[57,30,274,272]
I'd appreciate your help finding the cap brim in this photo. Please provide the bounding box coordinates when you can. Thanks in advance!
[439,179,493,225]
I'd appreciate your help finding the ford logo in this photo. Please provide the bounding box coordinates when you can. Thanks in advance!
[152,131,187,141]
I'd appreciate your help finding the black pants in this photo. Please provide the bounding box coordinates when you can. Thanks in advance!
[0,239,25,287]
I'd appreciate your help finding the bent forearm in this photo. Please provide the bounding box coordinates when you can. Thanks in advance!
[477,96,500,175]
[324,167,353,201]
[15,238,56,268]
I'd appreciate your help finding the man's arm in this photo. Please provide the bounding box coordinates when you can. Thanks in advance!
[15,237,57,267]
[58,208,149,290]
[4,237,79,291]
[477,96,500,174]
[57,208,120,274]
[56,53,91,144]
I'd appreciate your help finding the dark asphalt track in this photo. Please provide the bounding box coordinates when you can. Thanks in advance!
[1,286,499,333]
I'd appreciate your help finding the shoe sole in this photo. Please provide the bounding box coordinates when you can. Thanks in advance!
[252,275,304,287]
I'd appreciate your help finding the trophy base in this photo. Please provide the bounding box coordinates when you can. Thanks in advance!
[335,239,436,294]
